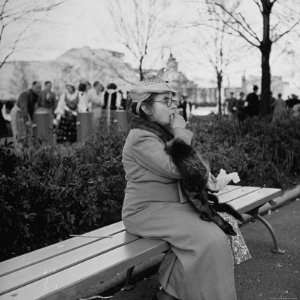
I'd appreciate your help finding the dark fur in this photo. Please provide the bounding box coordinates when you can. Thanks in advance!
[166,138,243,236]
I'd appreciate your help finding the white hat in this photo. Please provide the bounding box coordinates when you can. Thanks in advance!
[129,78,176,113]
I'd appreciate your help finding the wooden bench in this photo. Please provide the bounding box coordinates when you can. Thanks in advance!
[0,185,282,300]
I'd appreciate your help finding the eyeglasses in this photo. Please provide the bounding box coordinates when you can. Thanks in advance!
[153,97,178,108]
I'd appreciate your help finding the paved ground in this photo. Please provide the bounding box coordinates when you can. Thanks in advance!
[100,199,300,300]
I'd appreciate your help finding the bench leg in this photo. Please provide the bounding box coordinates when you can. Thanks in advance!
[121,266,135,291]
[250,213,285,254]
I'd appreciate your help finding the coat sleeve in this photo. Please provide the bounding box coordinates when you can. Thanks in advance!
[131,130,181,179]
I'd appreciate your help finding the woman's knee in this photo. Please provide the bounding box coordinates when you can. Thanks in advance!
[188,223,229,253]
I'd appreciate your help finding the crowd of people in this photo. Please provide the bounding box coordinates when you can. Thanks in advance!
[224,85,300,122]
[1,81,300,145]
[1,80,128,145]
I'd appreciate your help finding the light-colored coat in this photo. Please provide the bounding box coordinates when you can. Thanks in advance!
[122,128,237,300]
[122,128,187,218]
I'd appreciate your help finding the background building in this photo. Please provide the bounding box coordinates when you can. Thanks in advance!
[158,53,198,103]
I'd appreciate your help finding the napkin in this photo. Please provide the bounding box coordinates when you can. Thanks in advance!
[207,169,240,192]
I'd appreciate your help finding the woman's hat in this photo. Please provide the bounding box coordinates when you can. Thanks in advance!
[129,78,176,113]
[129,78,176,102]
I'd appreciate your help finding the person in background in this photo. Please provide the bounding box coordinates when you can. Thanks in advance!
[269,92,276,113]
[245,85,260,117]
[118,89,127,110]
[88,81,105,128]
[292,102,300,118]
[177,95,188,121]
[236,91,246,122]
[102,83,121,128]
[225,92,238,120]
[10,81,41,146]
[272,93,287,122]
[54,84,78,143]
[38,81,56,113]
[89,81,105,110]
[188,101,193,115]
[78,82,91,113]
[0,101,13,138]
[286,94,300,111]
[86,81,92,91]
[103,83,120,110]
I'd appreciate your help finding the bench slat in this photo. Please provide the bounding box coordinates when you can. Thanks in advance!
[230,188,281,213]
[0,238,169,300]
[218,186,262,203]
[0,232,138,296]
[216,185,241,195]
[0,222,125,278]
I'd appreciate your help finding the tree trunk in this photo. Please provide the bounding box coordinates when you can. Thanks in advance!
[139,56,144,81]
[260,0,272,116]
[217,71,223,116]
[260,44,272,115]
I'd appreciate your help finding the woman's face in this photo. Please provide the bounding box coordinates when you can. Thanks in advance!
[145,92,178,126]
[66,85,75,94]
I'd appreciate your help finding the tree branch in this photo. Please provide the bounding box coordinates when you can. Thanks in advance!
[0,0,66,70]
[272,19,300,43]
[0,23,6,44]
[214,2,261,47]
[271,0,279,6]
[238,12,261,42]
[0,0,9,18]
[252,0,263,13]
[0,21,31,68]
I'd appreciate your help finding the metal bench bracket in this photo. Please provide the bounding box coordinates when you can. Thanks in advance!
[247,208,285,254]
[121,266,135,291]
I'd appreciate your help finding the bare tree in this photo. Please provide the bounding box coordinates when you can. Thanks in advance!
[107,0,171,81]
[195,1,244,116]
[206,0,300,115]
[0,0,65,69]
[176,1,244,115]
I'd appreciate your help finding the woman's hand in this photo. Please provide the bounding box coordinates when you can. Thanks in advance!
[169,113,193,145]
[169,112,186,130]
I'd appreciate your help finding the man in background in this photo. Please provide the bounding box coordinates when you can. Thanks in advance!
[245,85,260,117]
[236,91,246,122]
[225,92,238,120]
[10,81,41,146]
[38,81,56,113]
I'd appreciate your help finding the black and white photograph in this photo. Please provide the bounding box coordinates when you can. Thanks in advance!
[0,0,300,299]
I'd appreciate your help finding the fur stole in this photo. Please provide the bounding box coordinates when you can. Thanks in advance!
[130,116,243,236]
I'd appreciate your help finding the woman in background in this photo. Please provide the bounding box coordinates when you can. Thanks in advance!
[55,84,78,143]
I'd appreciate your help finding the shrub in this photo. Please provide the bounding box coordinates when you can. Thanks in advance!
[189,114,300,189]
[0,123,126,260]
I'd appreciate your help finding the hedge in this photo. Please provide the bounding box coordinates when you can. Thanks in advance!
[0,122,126,260]
[0,115,299,261]
[189,115,299,189]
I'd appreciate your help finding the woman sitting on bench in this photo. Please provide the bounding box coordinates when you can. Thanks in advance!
[122,78,238,300]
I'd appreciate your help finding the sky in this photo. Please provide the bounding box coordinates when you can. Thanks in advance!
[1,0,300,91]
